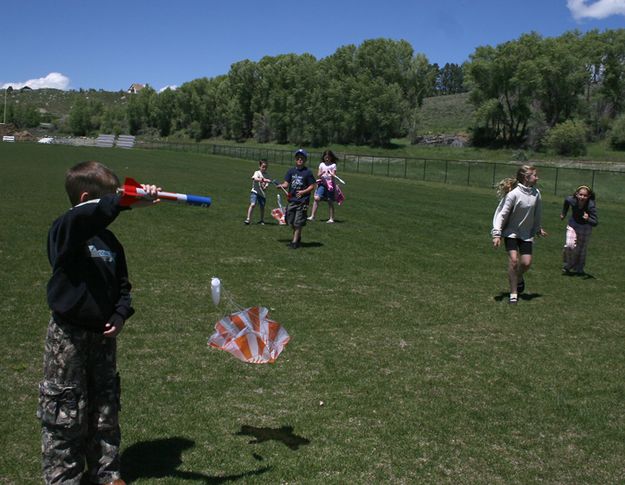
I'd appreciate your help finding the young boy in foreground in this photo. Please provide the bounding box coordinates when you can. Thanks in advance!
[38,161,159,485]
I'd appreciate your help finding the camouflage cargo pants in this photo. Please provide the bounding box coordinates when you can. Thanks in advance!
[38,318,122,484]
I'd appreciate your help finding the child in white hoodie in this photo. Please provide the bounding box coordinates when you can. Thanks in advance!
[492,165,548,304]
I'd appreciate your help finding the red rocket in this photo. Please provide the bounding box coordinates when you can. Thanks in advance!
[119,177,212,208]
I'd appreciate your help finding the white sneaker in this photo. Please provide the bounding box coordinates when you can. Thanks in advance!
[327,219,334,224]
[307,216,314,221]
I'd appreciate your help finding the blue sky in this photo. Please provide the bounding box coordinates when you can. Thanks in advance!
[2,0,624,92]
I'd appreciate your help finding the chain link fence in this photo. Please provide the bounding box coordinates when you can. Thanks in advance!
[138,140,625,203]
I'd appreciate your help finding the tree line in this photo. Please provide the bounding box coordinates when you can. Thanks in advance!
[121,39,462,147]
[467,29,625,151]
[6,30,625,151]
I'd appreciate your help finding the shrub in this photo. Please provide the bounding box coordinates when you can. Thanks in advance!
[609,114,625,150]
[544,120,587,156]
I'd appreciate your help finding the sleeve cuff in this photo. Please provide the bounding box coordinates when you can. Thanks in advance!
[114,305,135,321]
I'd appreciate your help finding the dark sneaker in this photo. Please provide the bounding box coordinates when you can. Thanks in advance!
[517,279,525,294]
[244,219,250,225]
[257,220,265,225]
[288,241,299,249]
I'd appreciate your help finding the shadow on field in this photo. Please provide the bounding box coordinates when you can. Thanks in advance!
[236,424,310,450]
[494,292,543,302]
[561,270,596,279]
[278,239,324,248]
[121,437,270,483]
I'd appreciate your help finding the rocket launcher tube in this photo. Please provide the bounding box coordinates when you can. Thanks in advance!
[119,177,212,207]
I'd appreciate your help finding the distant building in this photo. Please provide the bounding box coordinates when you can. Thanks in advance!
[127,83,145,94]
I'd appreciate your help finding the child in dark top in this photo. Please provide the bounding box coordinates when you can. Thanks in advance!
[38,161,159,485]
[560,185,598,275]
[276,149,316,249]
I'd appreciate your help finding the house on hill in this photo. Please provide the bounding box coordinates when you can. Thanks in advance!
[127,83,145,94]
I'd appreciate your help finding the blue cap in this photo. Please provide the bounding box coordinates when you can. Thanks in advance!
[295,149,308,159]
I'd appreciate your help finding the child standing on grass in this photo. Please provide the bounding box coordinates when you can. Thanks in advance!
[491,165,547,304]
[39,161,159,485]
[277,149,316,249]
[308,150,340,223]
[560,185,598,275]
[244,159,272,225]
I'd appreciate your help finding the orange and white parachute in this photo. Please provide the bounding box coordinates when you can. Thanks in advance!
[208,306,290,364]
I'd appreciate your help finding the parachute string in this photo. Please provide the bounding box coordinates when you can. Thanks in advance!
[220,288,246,316]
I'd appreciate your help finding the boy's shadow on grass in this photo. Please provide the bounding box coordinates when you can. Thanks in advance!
[278,239,324,248]
[561,271,595,280]
[121,437,270,483]
[236,425,310,451]
[494,292,542,302]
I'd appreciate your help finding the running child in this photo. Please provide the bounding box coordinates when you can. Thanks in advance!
[560,185,598,275]
[491,165,547,304]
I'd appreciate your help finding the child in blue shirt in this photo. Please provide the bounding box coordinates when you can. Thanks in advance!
[276,149,316,249]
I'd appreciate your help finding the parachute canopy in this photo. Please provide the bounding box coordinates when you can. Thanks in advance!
[208,307,290,364]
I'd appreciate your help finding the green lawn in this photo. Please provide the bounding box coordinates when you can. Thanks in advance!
[2,143,625,483]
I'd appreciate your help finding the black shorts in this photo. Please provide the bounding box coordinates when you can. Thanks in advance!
[504,237,533,255]
[285,201,308,228]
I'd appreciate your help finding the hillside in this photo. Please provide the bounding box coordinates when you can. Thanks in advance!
[418,92,475,134]
[5,88,129,119]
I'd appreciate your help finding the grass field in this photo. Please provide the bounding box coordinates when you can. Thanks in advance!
[2,143,625,484]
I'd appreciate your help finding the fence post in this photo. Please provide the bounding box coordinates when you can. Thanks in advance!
[591,170,596,189]
[404,158,407,178]
[467,162,471,186]
[423,160,427,181]
[387,157,390,176]
[444,160,448,184]
[554,167,559,196]
[492,163,496,187]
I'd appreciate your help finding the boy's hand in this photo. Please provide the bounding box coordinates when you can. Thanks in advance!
[103,314,125,337]
[132,184,161,208]
[492,236,501,248]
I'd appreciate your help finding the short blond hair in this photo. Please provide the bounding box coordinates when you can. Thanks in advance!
[65,161,120,206]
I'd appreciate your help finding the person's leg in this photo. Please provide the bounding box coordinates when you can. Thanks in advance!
[85,335,122,484]
[507,249,520,298]
[258,197,266,223]
[308,195,320,220]
[327,201,335,223]
[290,204,306,248]
[245,203,255,223]
[563,225,577,271]
[574,226,592,273]
[518,253,533,282]
[292,227,302,244]
[39,319,89,484]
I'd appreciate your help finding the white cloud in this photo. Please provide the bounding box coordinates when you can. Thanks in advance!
[158,85,178,93]
[567,0,625,20]
[1,72,70,90]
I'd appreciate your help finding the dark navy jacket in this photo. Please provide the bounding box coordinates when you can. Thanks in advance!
[47,194,134,331]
